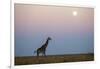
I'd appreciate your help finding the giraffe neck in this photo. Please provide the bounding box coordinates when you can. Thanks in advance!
[44,39,49,48]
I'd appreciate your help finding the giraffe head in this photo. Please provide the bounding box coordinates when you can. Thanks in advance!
[47,37,52,40]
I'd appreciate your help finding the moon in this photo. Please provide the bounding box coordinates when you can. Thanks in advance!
[73,11,78,16]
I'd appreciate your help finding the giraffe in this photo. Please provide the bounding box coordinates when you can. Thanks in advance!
[34,37,52,56]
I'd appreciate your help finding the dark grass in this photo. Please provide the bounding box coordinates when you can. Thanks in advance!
[15,53,94,65]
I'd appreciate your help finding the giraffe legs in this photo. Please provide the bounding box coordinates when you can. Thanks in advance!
[43,51,46,56]
[37,51,39,57]
[35,49,47,57]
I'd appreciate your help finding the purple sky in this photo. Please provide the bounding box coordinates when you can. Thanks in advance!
[15,4,94,56]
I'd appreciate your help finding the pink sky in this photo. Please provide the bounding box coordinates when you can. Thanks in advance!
[15,4,94,35]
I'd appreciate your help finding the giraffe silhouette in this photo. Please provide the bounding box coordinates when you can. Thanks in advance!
[34,37,52,56]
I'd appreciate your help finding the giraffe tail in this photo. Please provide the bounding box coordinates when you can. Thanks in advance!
[34,50,37,54]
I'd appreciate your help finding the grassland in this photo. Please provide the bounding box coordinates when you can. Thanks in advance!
[15,53,94,65]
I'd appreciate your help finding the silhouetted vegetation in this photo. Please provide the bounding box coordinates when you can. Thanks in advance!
[15,53,94,65]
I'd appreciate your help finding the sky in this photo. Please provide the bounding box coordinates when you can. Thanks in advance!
[15,4,94,57]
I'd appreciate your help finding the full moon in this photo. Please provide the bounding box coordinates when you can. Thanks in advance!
[73,11,77,16]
